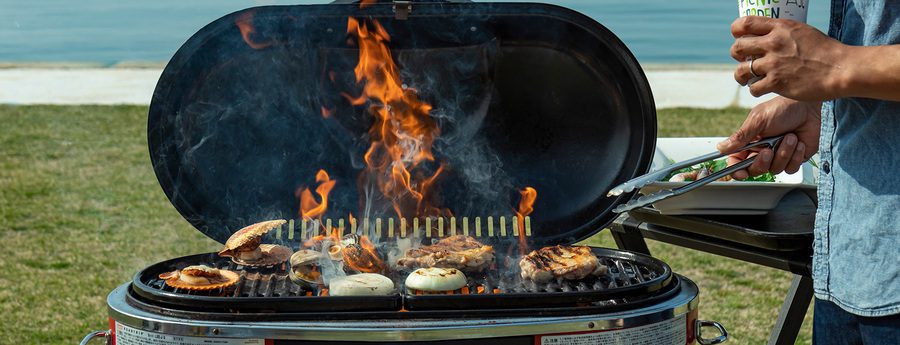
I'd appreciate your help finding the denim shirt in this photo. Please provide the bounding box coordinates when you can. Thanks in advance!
[814,0,900,317]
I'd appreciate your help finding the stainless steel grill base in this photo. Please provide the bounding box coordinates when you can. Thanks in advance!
[105,275,712,344]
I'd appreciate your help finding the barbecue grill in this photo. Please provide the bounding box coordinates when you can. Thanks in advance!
[82,1,729,344]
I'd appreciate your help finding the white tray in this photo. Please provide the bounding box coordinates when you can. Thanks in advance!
[642,137,818,215]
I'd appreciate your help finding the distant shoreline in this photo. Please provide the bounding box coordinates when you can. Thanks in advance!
[0,61,736,71]
[0,62,768,107]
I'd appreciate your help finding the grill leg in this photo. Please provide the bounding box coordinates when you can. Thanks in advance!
[610,214,651,255]
[768,274,813,345]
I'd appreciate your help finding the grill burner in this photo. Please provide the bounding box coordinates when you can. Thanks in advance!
[132,246,672,315]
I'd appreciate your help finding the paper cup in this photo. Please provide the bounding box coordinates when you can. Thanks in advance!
[738,0,809,23]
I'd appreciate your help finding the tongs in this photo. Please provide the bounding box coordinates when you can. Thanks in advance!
[607,135,785,213]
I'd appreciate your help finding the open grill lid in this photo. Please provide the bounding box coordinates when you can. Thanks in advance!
[148,1,657,246]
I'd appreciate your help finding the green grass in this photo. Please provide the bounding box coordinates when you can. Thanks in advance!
[0,105,810,344]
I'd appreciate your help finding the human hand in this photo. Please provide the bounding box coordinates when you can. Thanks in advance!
[717,96,821,179]
[731,16,850,101]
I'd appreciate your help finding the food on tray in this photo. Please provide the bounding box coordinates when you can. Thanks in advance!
[396,235,494,272]
[519,245,608,283]
[218,219,292,266]
[328,273,395,296]
[289,249,325,287]
[404,267,468,293]
[664,158,775,182]
[158,265,239,290]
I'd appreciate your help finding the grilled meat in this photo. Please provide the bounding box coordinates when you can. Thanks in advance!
[519,245,607,283]
[396,235,494,272]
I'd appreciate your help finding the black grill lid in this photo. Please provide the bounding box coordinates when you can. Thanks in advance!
[148,1,657,246]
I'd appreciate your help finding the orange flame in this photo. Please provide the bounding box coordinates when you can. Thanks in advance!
[515,187,537,255]
[234,10,274,50]
[297,169,336,221]
[302,226,342,249]
[343,235,386,273]
[321,106,334,119]
[347,17,445,218]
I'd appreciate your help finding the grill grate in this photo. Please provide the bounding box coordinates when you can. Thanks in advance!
[133,247,671,313]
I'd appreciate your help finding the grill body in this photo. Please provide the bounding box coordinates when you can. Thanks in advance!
[107,275,701,344]
[84,2,729,344]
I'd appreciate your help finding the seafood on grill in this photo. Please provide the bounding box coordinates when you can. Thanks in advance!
[288,249,325,287]
[405,267,468,293]
[340,234,387,274]
[158,265,239,290]
[303,234,346,261]
[218,219,292,266]
[304,233,387,274]
[328,273,395,296]
[519,245,608,283]
[396,235,494,272]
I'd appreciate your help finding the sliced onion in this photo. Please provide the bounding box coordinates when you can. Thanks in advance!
[405,267,467,292]
[328,273,394,296]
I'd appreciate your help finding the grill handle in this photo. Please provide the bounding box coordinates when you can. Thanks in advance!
[695,320,728,344]
[79,330,110,345]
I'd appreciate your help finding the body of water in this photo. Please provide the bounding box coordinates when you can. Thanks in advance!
[0,0,830,64]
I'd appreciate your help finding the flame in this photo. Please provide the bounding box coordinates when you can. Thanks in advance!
[343,235,386,273]
[321,106,334,119]
[302,226,342,250]
[297,169,336,221]
[234,10,274,50]
[347,17,446,219]
[515,187,537,255]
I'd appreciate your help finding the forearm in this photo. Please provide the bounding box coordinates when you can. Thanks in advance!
[836,44,900,101]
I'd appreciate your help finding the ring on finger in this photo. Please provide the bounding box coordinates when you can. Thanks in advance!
[748,57,759,78]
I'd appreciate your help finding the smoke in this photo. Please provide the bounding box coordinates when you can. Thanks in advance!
[159,8,537,248]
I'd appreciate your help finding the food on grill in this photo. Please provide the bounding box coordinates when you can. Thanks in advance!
[218,219,285,260]
[328,273,395,296]
[218,219,292,266]
[289,249,325,287]
[341,234,387,274]
[664,158,774,182]
[158,265,239,290]
[405,267,468,293]
[519,245,608,283]
[396,235,494,272]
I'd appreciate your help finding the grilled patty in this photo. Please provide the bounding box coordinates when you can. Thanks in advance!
[396,235,494,272]
[519,245,607,282]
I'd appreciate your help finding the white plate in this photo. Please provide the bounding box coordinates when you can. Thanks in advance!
[642,137,818,215]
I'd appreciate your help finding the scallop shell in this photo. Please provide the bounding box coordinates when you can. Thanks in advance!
[218,219,287,256]
[230,244,293,267]
[160,268,240,291]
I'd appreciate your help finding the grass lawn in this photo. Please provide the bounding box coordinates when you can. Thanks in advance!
[0,105,811,344]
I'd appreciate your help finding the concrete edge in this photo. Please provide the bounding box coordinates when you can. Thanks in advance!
[0,63,774,108]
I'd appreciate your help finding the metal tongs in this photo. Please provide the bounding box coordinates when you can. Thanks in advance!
[607,135,785,213]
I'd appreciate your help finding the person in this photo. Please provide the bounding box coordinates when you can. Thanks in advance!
[717,1,900,344]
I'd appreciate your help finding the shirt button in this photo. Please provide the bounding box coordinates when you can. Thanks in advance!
[823,161,831,174]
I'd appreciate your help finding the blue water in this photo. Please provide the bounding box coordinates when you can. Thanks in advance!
[0,0,829,64]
